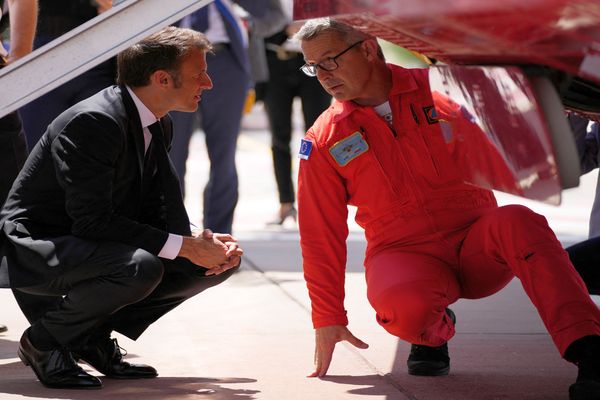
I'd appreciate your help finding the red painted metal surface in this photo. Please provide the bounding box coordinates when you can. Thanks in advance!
[293,0,600,85]
[430,66,562,204]
[292,0,593,202]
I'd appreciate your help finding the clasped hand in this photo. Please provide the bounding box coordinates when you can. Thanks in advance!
[179,229,243,275]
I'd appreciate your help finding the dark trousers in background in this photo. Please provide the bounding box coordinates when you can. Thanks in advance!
[263,52,331,204]
[567,237,600,295]
[14,241,236,347]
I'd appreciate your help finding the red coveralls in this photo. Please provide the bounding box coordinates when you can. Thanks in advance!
[298,64,600,356]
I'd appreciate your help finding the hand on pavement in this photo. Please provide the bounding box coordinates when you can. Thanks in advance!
[309,325,369,377]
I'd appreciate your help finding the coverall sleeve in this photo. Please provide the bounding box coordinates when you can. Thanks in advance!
[298,131,350,329]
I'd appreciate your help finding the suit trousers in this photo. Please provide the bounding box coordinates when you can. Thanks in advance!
[364,205,600,357]
[14,241,236,347]
[170,46,249,234]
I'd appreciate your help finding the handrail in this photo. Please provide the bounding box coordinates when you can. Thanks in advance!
[0,0,211,118]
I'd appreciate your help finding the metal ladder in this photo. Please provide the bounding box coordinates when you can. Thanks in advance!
[0,0,211,118]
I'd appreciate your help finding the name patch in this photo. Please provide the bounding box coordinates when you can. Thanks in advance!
[329,131,369,166]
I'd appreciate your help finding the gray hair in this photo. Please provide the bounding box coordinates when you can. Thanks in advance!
[295,17,372,44]
[295,18,384,59]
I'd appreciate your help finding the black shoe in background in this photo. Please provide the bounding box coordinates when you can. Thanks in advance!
[0,324,7,333]
[75,337,157,379]
[18,328,102,389]
[407,308,456,376]
[568,335,600,400]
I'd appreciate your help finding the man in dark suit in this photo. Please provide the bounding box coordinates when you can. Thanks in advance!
[0,26,242,389]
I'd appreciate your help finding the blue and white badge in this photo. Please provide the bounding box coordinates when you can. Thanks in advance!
[298,138,313,160]
[329,131,369,166]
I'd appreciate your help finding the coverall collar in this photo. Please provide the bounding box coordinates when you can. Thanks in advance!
[332,64,421,123]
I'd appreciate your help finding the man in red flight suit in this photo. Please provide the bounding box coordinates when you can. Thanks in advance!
[295,18,600,400]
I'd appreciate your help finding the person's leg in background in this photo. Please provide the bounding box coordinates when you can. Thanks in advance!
[199,47,248,234]
[264,52,296,224]
[566,237,600,296]
[169,110,197,196]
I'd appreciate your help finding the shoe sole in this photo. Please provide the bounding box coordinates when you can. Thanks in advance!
[407,364,450,376]
[77,357,158,379]
[18,348,102,389]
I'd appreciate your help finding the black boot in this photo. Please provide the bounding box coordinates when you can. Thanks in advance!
[568,336,600,400]
[407,308,455,376]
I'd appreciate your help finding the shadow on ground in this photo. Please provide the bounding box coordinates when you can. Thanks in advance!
[0,360,259,400]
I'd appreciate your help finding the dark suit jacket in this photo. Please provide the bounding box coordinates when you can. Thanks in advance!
[0,85,177,288]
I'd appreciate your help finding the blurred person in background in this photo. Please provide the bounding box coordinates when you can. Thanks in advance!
[261,0,331,226]
[565,114,600,297]
[19,0,116,148]
[0,0,38,335]
[170,0,268,234]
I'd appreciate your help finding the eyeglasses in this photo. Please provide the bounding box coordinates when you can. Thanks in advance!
[300,40,364,77]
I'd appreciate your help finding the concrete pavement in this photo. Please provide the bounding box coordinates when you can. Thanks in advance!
[0,102,598,399]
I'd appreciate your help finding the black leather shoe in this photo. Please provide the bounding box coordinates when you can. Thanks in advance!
[407,308,455,376]
[75,337,157,379]
[569,354,600,399]
[18,329,102,389]
[0,324,7,333]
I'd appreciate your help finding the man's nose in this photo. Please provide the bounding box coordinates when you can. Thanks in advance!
[203,76,213,90]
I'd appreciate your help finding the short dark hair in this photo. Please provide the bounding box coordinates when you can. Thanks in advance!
[117,26,211,87]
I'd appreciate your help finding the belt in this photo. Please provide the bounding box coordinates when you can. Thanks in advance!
[265,43,301,61]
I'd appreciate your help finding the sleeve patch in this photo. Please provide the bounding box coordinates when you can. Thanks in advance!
[298,138,313,160]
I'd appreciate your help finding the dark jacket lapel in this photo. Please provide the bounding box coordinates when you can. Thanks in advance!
[119,85,145,176]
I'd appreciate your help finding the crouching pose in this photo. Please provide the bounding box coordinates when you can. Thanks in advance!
[295,18,600,400]
[0,26,242,389]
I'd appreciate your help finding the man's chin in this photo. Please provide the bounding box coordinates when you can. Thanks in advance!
[177,104,199,113]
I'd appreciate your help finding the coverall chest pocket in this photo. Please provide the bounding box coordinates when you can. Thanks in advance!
[413,123,463,188]
[335,144,405,208]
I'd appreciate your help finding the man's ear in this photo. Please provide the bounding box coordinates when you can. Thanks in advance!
[363,39,379,61]
[151,70,171,87]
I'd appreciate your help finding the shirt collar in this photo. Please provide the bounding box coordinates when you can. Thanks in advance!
[125,86,159,128]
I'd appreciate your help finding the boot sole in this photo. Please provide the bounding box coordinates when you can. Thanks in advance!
[408,364,450,376]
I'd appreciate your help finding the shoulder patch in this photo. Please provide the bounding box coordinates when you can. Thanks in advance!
[298,138,313,160]
[329,131,369,166]
[423,105,439,124]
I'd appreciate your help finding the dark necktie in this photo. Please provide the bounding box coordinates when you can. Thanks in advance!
[147,121,191,236]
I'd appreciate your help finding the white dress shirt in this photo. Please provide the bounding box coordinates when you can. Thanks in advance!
[126,86,183,260]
